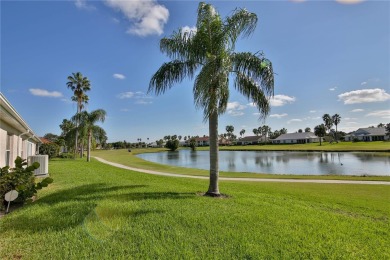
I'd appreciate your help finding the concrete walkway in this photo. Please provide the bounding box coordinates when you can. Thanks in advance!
[93,157,390,185]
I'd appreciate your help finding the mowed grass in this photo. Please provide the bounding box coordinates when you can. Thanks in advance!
[91,144,390,181]
[1,158,389,259]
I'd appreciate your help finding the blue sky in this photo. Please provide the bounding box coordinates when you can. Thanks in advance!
[1,0,389,142]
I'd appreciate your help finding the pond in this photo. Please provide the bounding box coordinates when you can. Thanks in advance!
[137,150,390,176]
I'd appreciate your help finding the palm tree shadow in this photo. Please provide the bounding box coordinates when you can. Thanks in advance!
[1,183,195,233]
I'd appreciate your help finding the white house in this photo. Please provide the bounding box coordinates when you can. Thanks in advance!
[236,135,268,145]
[344,127,388,142]
[0,93,42,167]
[271,132,321,144]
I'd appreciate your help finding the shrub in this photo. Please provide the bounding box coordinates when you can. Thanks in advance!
[189,138,197,151]
[59,152,75,159]
[165,139,179,151]
[1,157,53,210]
[39,143,60,158]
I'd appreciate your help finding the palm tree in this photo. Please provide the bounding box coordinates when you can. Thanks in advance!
[239,129,245,138]
[305,127,311,132]
[67,72,91,157]
[149,2,274,196]
[314,124,326,146]
[226,125,234,140]
[72,109,106,162]
[253,128,259,136]
[332,114,341,142]
[322,114,333,133]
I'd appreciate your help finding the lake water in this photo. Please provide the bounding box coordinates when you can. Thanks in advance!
[137,150,390,176]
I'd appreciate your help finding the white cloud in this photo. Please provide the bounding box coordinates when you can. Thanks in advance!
[351,109,364,112]
[120,108,130,112]
[117,91,153,105]
[361,81,367,86]
[117,92,134,99]
[366,110,390,119]
[269,113,288,119]
[338,88,390,104]
[135,99,153,105]
[29,88,63,98]
[287,119,302,124]
[270,95,296,107]
[113,73,126,80]
[329,86,337,91]
[309,110,316,113]
[181,26,197,38]
[104,0,169,37]
[335,0,365,4]
[227,101,246,116]
[74,0,95,10]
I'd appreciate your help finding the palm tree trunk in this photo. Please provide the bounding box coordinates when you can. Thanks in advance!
[75,106,80,159]
[206,110,220,196]
[335,124,338,143]
[87,130,91,162]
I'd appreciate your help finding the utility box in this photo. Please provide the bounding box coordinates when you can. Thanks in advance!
[28,155,49,176]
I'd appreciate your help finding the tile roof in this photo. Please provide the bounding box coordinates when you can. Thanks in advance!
[273,132,318,140]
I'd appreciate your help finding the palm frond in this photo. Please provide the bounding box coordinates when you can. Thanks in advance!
[193,59,229,120]
[149,60,198,95]
[234,72,270,119]
[160,30,196,62]
[231,52,274,97]
[224,8,257,49]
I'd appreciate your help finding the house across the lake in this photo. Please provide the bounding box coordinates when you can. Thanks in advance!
[236,135,268,145]
[0,93,42,167]
[271,132,321,144]
[344,127,388,142]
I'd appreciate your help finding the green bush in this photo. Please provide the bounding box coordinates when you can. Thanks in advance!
[39,143,60,158]
[59,152,75,159]
[165,139,179,151]
[0,157,53,210]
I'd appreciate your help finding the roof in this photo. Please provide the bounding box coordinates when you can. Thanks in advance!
[195,137,209,141]
[40,137,52,144]
[273,132,318,140]
[239,135,263,142]
[0,92,42,144]
[353,127,386,136]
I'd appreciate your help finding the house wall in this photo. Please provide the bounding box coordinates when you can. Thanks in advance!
[0,128,7,166]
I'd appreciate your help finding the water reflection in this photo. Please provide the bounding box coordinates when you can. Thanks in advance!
[137,150,390,176]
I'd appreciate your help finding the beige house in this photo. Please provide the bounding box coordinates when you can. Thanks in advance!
[271,132,321,144]
[0,93,42,167]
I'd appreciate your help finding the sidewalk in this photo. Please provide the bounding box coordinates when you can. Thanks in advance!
[93,157,390,185]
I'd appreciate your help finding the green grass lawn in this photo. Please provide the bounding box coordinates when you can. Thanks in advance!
[91,143,390,181]
[1,158,389,259]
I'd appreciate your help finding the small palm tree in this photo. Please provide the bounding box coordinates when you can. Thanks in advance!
[314,124,326,146]
[332,114,341,142]
[67,72,91,157]
[149,2,274,196]
[72,109,106,162]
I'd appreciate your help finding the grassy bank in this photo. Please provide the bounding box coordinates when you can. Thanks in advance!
[91,146,390,181]
[1,158,389,259]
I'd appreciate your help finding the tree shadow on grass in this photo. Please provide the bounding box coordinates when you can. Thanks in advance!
[1,183,196,233]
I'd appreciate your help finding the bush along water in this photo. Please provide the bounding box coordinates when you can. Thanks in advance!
[0,157,53,211]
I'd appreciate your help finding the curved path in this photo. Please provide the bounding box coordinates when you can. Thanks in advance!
[94,157,390,185]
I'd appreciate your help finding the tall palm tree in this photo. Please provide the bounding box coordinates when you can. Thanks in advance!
[72,109,106,162]
[67,72,91,157]
[322,114,333,133]
[332,114,341,142]
[239,129,245,138]
[149,2,274,196]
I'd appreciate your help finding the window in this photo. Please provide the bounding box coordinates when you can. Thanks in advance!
[5,134,12,166]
